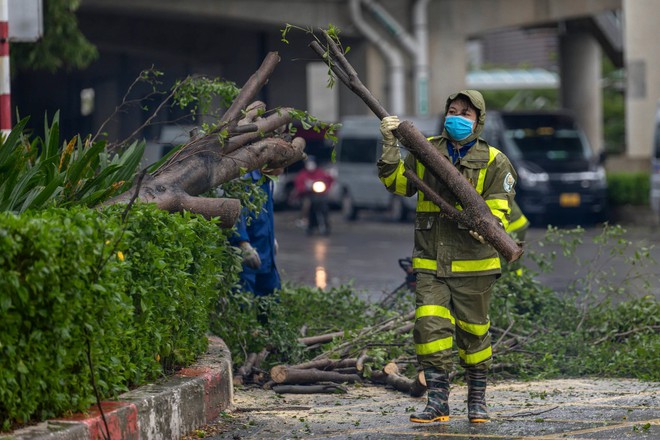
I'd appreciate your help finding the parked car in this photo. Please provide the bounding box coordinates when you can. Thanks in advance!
[334,115,442,222]
[482,110,608,226]
[651,101,660,217]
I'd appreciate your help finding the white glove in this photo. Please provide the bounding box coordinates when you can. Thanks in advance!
[380,115,401,164]
[239,242,261,269]
[469,230,486,244]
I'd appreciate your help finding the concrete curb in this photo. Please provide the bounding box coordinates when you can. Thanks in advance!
[2,336,233,440]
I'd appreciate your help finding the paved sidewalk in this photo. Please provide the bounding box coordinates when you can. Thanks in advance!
[1,336,232,440]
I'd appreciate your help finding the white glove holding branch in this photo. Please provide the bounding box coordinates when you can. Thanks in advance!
[380,115,401,164]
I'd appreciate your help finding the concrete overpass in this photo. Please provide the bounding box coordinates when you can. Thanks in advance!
[44,0,658,162]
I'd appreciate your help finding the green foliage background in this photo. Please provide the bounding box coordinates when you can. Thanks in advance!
[606,171,651,206]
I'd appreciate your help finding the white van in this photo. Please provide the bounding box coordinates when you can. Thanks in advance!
[335,115,442,221]
[651,101,660,216]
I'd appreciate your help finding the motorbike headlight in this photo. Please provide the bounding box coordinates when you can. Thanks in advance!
[312,181,327,193]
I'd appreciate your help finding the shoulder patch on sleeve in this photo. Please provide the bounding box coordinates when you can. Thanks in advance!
[503,173,515,193]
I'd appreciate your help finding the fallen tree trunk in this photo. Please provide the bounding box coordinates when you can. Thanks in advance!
[103,51,307,228]
[270,366,361,385]
[271,383,348,394]
[309,32,522,263]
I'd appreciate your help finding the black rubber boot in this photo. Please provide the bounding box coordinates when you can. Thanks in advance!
[409,368,450,423]
[466,369,490,423]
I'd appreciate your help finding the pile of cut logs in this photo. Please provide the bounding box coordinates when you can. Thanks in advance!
[232,309,428,396]
[232,305,525,396]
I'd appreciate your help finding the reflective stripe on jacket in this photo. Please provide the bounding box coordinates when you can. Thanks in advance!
[506,200,530,235]
[378,137,516,277]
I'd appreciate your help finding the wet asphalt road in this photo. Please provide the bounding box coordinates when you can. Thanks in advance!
[273,209,660,302]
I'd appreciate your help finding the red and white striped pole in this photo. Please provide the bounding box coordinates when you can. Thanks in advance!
[0,0,10,139]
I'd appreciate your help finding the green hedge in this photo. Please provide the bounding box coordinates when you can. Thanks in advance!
[0,204,238,431]
[607,171,650,206]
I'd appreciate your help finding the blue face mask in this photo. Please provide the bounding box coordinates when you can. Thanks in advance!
[444,115,475,141]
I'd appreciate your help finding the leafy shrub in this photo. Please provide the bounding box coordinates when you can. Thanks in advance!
[210,283,371,369]
[607,171,650,206]
[0,207,131,429]
[0,204,236,431]
[121,204,239,376]
[0,113,143,213]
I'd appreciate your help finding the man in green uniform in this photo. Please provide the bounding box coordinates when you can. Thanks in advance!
[378,90,516,423]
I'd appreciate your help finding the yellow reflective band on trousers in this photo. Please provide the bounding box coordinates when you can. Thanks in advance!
[414,257,501,273]
[379,161,408,195]
[416,305,456,325]
[413,257,437,271]
[416,335,454,356]
[457,319,490,336]
[451,257,501,273]
[458,346,492,365]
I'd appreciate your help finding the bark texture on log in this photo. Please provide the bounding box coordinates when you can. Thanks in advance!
[309,32,522,262]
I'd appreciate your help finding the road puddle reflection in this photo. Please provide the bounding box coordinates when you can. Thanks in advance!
[314,240,328,289]
[315,266,327,289]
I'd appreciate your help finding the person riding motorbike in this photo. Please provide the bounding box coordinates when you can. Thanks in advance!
[294,156,335,235]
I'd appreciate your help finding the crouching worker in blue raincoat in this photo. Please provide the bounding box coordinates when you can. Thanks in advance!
[229,166,284,299]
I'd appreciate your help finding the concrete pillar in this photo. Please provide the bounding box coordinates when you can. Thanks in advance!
[427,8,468,114]
[624,0,660,160]
[559,26,603,153]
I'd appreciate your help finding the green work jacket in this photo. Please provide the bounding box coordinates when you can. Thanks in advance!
[378,136,516,278]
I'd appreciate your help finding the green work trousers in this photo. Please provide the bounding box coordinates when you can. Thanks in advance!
[413,272,497,372]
